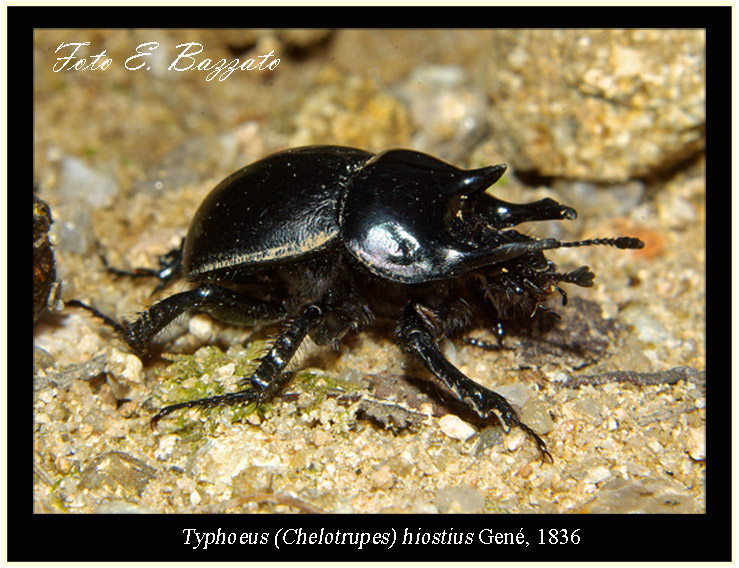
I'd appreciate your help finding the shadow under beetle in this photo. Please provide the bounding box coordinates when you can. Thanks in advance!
[75,145,644,463]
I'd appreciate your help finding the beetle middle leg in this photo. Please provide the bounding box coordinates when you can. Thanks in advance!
[396,303,552,463]
[151,304,324,427]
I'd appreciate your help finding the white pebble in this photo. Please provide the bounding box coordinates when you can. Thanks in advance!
[154,435,178,461]
[686,427,705,461]
[584,465,612,485]
[503,428,526,452]
[439,414,476,441]
[108,348,143,382]
[189,315,214,342]
[189,490,202,507]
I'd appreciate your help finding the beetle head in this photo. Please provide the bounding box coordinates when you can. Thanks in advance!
[341,149,504,283]
[340,150,643,284]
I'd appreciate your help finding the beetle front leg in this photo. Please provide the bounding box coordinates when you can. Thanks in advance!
[151,304,324,427]
[396,304,552,463]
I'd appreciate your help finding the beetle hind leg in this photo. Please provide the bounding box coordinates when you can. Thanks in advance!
[396,304,552,464]
[100,238,185,294]
[74,283,286,356]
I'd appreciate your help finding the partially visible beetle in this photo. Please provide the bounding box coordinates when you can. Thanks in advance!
[74,145,644,462]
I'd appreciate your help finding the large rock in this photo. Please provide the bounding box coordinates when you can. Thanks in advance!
[486,30,705,181]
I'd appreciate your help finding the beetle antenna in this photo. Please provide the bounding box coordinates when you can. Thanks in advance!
[544,236,644,251]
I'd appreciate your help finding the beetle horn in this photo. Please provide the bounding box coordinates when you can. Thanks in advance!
[445,164,507,240]
[477,196,577,229]
[454,164,507,198]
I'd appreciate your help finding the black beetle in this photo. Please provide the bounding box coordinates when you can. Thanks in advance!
[74,145,644,462]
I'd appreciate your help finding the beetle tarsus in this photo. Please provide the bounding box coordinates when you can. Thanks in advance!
[518,422,554,465]
[67,299,127,336]
[152,304,324,426]
[397,304,552,463]
[100,239,184,294]
[150,390,263,429]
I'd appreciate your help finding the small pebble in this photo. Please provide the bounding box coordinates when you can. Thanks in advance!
[686,427,705,461]
[584,465,612,485]
[439,414,476,441]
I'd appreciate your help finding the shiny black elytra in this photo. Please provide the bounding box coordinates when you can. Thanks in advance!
[76,145,644,463]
